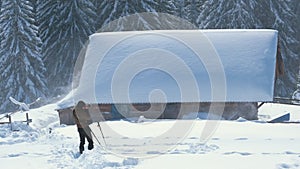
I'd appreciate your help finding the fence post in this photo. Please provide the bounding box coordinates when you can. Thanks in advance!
[26,113,29,125]
[8,115,12,130]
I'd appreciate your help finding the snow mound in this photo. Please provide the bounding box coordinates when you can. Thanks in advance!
[0,122,39,145]
[123,158,139,166]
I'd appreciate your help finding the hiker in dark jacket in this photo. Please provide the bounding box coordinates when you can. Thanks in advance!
[73,101,94,154]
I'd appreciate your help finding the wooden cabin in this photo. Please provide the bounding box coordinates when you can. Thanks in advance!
[57,29,279,125]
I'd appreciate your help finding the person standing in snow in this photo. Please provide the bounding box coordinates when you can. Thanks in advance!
[73,100,94,154]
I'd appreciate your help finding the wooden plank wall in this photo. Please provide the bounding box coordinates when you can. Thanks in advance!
[57,102,258,125]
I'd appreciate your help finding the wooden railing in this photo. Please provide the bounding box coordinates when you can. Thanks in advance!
[0,112,32,130]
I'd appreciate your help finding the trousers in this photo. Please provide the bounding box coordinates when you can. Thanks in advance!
[78,127,93,152]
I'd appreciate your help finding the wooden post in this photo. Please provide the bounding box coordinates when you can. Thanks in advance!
[26,113,29,125]
[8,115,12,131]
[25,113,32,125]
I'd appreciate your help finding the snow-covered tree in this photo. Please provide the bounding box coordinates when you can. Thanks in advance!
[37,1,59,46]
[197,0,299,98]
[37,0,60,84]
[38,0,97,95]
[153,0,175,13]
[258,0,299,97]
[197,0,262,28]
[274,0,299,97]
[0,0,47,112]
[0,0,2,45]
[184,0,204,25]
[173,0,186,19]
[173,0,205,27]
[97,0,196,32]
[95,0,162,31]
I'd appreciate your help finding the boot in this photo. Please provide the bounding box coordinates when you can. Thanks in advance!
[79,145,84,154]
[88,143,94,150]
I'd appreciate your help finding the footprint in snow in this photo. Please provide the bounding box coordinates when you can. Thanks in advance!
[277,163,291,169]
[224,151,252,156]
[211,138,220,140]
[234,138,248,141]
[71,151,81,159]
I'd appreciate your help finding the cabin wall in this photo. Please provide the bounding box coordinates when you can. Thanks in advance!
[57,102,258,125]
[57,108,75,125]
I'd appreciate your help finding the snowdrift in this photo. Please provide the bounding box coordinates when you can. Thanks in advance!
[59,29,278,109]
[1,103,300,169]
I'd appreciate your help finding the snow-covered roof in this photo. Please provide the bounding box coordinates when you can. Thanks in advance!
[58,29,278,109]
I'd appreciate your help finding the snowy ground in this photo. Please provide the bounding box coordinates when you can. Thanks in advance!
[0,103,300,169]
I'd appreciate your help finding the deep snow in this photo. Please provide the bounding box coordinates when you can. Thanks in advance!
[59,30,278,109]
[0,103,300,169]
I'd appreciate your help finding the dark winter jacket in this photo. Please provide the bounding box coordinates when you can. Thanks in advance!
[73,101,92,129]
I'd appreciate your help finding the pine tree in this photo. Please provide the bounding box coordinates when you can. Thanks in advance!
[197,0,299,98]
[197,0,262,29]
[0,0,2,45]
[97,0,197,31]
[173,0,186,19]
[0,0,47,112]
[37,0,60,92]
[37,0,60,48]
[95,0,161,31]
[253,0,299,97]
[153,0,175,14]
[173,0,205,27]
[184,0,204,26]
[38,0,97,96]
[263,0,299,97]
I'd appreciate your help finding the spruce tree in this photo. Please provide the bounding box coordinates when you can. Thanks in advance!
[37,0,60,94]
[197,0,262,29]
[37,0,60,50]
[173,0,205,27]
[0,0,2,45]
[197,0,299,98]
[95,0,161,31]
[184,0,204,26]
[96,0,197,32]
[173,0,186,20]
[0,0,47,112]
[39,0,97,96]
[153,0,175,14]
[263,0,299,97]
